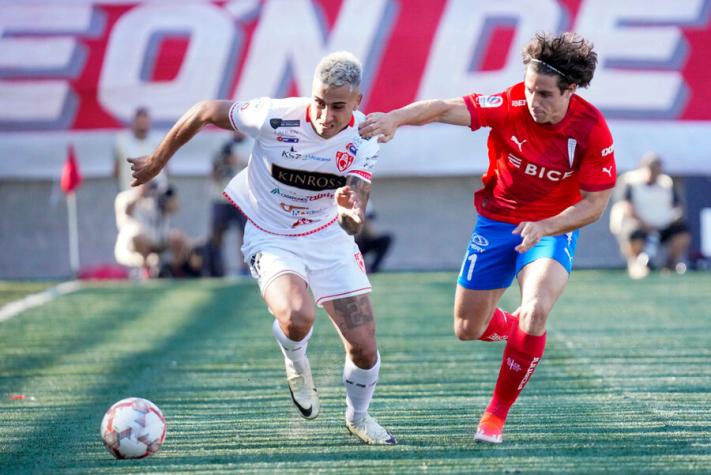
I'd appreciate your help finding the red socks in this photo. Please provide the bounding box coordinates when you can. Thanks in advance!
[485,325,546,421]
[478,308,519,342]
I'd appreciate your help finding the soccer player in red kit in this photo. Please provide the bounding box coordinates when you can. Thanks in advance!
[360,32,616,443]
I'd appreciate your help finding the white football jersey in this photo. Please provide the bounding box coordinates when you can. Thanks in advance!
[224,97,379,236]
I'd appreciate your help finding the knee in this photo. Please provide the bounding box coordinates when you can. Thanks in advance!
[453,310,485,341]
[348,343,378,369]
[517,301,548,335]
[130,234,151,256]
[275,307,314,341]
[454,323,485,341]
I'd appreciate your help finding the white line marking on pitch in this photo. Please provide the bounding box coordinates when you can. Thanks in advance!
[0,281,82,322]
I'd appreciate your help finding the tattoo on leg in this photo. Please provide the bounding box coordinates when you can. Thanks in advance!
[332,295,374,329]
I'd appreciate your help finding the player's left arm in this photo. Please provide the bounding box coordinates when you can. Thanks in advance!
[336,175,371,235]
[129,100,234,186]
[515,119,616,253]
[513,188,613,253]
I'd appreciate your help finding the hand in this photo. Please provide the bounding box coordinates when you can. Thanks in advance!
[512,221,547,253]
[359,112,397,143]
[335,185,363,231]
[128,156,162,187]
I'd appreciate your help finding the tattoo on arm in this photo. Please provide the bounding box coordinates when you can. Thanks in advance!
[338,175,371,235]
[346,175,371,200]
[331,294,374,330]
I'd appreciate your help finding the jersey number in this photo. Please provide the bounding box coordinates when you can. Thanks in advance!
[460,253,477,281]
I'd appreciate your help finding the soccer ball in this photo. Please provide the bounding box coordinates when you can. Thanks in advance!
[100,397,166,459]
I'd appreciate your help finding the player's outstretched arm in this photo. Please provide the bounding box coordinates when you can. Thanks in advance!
[335,175,371,235]
[359,97,470,143]
[513,189,613,253]
[129,100,234,187]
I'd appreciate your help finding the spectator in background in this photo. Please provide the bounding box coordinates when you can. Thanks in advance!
[114,107,167,191]
[355,202,392,273]
[114,183,192,278]
[610,152,691,279]
[207,130,252,276]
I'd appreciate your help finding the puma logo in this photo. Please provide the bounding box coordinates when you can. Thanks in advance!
[511,135,527,152]
[602,166,613,177]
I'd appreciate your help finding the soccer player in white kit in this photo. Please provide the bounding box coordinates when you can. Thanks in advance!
[128,52,396,445]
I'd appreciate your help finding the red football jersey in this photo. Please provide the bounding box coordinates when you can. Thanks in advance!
[463,82,616,224]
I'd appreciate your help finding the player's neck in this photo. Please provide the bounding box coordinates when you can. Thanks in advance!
[541,97,574,127]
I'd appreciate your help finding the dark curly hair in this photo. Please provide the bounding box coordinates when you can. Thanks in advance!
[522,32,597,92]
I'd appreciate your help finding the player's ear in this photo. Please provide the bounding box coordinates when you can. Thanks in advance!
[354,93,363,111]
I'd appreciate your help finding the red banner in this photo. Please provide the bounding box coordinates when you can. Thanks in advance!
[1,0,710,131]
[2,0,711,178]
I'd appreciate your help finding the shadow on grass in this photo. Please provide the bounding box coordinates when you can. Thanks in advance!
[1,281,266,473]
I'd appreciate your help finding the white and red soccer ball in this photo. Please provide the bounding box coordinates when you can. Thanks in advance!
[100,397,166,459]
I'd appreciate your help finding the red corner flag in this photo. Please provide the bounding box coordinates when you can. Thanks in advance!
[60,144,82,194]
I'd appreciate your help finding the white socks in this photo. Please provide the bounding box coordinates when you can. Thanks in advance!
[272,319,312,374]
[273,318,381,421]
[343,352,380,423]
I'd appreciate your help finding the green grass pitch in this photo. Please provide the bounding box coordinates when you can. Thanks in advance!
[1,271,710,473]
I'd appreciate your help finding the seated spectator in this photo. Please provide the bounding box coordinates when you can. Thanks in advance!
[114,183,192,278]
[355,202,393,273]
[206,130,251,276]
[609,152,691,278]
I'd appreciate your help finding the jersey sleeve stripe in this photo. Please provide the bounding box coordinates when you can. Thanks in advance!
[227,102,239,131]
[348,170,372,182]
[463,95,481,131]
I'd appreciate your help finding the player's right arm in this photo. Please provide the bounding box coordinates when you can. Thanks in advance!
[359,98,470,143]
[129,100,233,187]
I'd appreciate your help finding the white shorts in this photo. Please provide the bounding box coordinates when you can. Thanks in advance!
[241,222,371,306]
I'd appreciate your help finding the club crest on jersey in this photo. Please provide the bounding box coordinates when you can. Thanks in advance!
[477,95,503,108]
[336,151,355,171]
[567,138,577,167]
